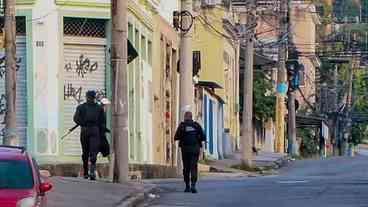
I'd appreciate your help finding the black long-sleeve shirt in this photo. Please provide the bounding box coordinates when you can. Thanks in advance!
[73,101,105,128]
[174,120,206,148]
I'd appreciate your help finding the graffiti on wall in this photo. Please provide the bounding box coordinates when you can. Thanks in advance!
[0,56,23,125]
[64,83,83,103]
[64,54,106,104]
[64,54,98,78]
[0,56,22,79]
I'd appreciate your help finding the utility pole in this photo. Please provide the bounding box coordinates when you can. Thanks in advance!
[286,0,297,156]
[179,0,194,115]
[275,0,289,153]
[111,0,129,183]
[178,0,194,172]
[287,90,297,155]
[239,1,255,166]
[333,64,340,156]
[3,0,17,146]
[343,62,353,156]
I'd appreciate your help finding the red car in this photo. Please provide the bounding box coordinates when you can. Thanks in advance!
[0,145,52,207]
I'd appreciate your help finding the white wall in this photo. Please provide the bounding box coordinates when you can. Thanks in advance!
[32,0,60,155]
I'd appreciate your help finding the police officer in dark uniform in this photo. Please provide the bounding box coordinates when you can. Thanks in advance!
[174,111,206,193]
[74,90,105,180]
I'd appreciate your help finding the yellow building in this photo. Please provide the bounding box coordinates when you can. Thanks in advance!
[193,4,240,154]
[151,0,181,165]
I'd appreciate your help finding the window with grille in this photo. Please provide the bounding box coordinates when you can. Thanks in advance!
[63,17,106,38]
[0,16,26,35]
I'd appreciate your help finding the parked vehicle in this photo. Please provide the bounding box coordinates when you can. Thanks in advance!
[0,145,52,207]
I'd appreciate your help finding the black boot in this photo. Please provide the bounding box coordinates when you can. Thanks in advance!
[191,183,197,194]
[83,162,89,179]
[184,183,191,193]
[89,164,96,181]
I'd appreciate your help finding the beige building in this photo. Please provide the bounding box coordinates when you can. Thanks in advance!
[291,2,321,109]
[152,3,180,166]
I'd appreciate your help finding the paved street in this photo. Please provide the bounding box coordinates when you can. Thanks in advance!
[144,155,368,207]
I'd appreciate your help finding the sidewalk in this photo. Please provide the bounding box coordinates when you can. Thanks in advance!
[203,151,289,176]
[48,177,156,207]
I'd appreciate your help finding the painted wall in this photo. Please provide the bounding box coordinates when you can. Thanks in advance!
[291,2,319,108]
[27,0,155,165]
[32,0,62,159]
[152,13,179,165]
[193,7,239,144]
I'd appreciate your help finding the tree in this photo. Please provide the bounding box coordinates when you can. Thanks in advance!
[253,71,276,121]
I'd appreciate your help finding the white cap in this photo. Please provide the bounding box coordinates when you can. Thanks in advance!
[100,98,111,105]
[181,105,191,113]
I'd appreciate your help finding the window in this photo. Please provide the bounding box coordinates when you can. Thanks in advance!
[141,35,147,61]
[63,17,106,38]
[193,51,201,76]
[128,23,133,42]
[0,160,34,189]
[135,29,140,55]
[223,51,230,65]
[148,41,152,66]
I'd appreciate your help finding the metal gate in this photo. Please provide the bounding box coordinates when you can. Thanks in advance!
[0,37,27,146]
[62,37,106,155]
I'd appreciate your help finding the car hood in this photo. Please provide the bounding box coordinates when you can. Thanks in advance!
[0,189,34,207]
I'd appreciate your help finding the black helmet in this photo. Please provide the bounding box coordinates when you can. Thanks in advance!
[86,90,96,99]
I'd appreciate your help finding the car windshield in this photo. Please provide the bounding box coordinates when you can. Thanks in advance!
[0,160,34,189]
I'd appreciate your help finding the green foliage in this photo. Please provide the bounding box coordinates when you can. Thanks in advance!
[351,70,368,145]
[299,128,319,157]
[253,71,276,121]
[343,0,360,17]
[352,123,366,145]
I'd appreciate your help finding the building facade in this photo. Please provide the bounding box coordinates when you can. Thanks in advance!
[152,0,180,165]
[0,0,158,166]
[193,3,240,158]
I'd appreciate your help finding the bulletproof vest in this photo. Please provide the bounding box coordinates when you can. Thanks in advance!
[181,121,201,147]
[80,103,101,126]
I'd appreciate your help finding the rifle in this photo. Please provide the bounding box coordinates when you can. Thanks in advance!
[60,125,111,141]
[60,125,79,140]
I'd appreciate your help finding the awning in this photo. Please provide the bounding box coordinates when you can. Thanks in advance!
[196,81,223,89]
[239,51,277,70]
[294,114,328,128]
[128,40,138,63]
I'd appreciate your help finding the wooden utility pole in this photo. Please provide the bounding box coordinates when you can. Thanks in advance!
[3,0,17,146]
[111,0,129,183]
[275,0,289,153]
[333,64,339,155]
[240,1,255,166]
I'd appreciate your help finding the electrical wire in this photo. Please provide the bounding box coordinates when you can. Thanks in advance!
[297,87,317,111]
[197,15,238,41]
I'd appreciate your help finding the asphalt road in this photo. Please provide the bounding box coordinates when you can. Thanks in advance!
[145,156,368,207]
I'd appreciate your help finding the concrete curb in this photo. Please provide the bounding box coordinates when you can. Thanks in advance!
[117,185,159,207]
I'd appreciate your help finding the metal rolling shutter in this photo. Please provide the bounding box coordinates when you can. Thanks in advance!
[0,37,28,146]
[63,39,106,155]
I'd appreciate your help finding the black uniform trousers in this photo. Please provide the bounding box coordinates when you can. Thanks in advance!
[181,147,200,185]
[80,126,100,175]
